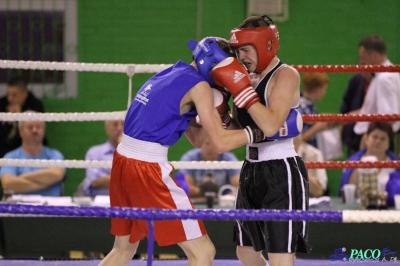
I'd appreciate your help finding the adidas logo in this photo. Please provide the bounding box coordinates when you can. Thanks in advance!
[234,71,245,83]
[229,33,238,44]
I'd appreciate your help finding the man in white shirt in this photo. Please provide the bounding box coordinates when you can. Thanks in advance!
[354,35,400,136]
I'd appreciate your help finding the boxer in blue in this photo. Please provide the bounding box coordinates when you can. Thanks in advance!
[99,37,266,266]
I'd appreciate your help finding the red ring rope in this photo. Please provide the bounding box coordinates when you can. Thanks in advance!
[302,114,400,123]
[293,65,400,73]
[306,161,400,169]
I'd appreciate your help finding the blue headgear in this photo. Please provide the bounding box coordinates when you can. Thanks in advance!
[188,37,229,87]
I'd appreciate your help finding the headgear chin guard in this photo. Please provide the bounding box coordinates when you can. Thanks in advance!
[229,15,280,73]
[188,37,229,87]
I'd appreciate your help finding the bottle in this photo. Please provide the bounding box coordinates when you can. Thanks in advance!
[385,170,400,207]
[358,155,378,209]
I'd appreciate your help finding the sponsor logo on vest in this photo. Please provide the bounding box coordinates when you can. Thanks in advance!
[135,84,152,105]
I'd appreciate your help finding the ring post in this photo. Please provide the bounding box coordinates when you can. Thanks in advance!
[126,65,136,109]
[147,219,155,266]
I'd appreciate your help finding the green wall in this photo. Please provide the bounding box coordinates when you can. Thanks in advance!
[41,0,400,196]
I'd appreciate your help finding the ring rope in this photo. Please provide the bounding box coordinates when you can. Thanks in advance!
[2,111,400,169]
[1,204,400,223]
[293,64,400,73]
[2,112,400,123]
[0,60,172,74]
[1,59,399,73]
[1,158,399,169]
[0,111,126,121]
[302,113,400,122]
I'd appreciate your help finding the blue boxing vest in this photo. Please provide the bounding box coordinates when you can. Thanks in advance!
[123,60,205,146]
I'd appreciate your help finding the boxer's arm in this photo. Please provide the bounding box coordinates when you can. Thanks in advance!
[248,66,300,137]
[186,82,262,153]
[226,106,242,130]
[185,117,208,148]
[196,87,232,128]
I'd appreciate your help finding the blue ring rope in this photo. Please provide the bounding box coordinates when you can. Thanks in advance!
[0,204,342,222]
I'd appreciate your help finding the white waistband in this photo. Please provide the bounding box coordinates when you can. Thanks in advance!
[117,134,169,163]
[246,138,297,162]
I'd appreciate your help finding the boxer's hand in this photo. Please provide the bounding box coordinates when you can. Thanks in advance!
[244,125,265,143]
[211,57,259,109]
[212,87,231,128]
[197,87,232,128]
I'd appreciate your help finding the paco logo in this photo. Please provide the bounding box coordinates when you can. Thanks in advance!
[329,247,397,262]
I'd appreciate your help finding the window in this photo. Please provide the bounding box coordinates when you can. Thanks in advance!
[0,0,77,98]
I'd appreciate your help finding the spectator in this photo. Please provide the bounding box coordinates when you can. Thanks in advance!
[0,111,65,196]
[339,122,399,196]
[0,76,44,158]
[298,72,331,148]
[354,35,400,140]
[294,134,328,197]
[340,73,372,157]
[74,120,124,197]
[179,139,240,198]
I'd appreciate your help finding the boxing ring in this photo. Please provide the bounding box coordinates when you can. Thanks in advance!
[1,60,400,265]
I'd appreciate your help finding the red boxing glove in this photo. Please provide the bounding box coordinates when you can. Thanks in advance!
[211,57,260,109]
[196,87,232,128]
[212,87,231,128]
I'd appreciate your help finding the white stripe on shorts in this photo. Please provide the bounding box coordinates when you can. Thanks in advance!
[159,162,203,240]
[297,159,307,237]
[284,158,293,253]
[236,220,244,246]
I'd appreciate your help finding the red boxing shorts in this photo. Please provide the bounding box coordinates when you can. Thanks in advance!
[109,151,206,246]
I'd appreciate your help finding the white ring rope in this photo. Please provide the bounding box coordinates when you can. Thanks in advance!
[0,111,126,121]
[0,59,172,74]
[343,210,400,223]
[0,159,243,170]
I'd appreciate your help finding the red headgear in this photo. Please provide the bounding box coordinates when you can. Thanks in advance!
[229,17,280,73]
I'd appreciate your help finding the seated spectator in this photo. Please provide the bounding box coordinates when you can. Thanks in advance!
[0,111,65,196]
[179,140,240,198]
[339,122,399,196]
[0,76,44,158]
[294,134,328,197]
[74,120,124,197]
[299,72,331,148]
